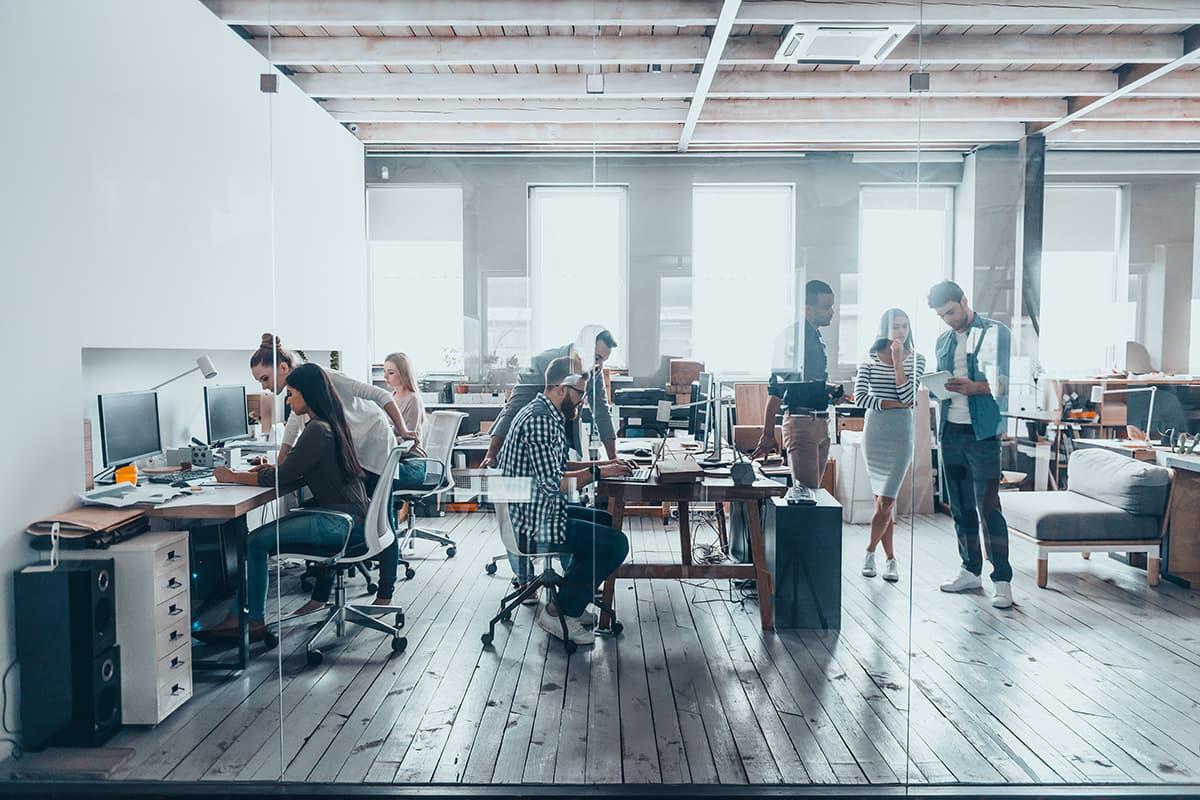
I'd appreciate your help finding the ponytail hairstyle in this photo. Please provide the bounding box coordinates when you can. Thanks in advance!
[384,352,420,394]
[249,333,299,370]
[285,363,363,481]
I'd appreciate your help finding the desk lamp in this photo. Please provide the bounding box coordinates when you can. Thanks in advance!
[150,355,217,391]
[1090,384,1156,439]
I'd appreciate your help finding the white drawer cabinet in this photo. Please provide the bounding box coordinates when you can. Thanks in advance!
[72,532,193,725]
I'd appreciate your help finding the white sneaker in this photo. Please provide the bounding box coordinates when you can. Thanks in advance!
[940,568,983,593]
[538,609,595,646]
[991,581,1013,608]
[862,552,877,578]
[882,559,899,582]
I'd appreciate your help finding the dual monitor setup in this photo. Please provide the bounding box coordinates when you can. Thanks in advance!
[96,385,251,469]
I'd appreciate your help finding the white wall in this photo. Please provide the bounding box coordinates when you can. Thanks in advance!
[0,0,366,754]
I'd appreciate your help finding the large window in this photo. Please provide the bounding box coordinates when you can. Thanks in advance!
[692,184,795,376]
[485,274,532,370]
[1040,184,1128,376]
[659,274,692,358]
[528,185,627,362]
[368,186,464,375]
[843,185,953,363]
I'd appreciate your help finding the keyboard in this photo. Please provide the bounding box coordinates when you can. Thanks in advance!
[785,485,817,505]
[611,467,653,483]
[148,468,215,485]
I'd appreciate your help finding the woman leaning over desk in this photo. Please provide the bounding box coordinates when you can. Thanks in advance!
[854,308,925,583]
[200,363,370,642]
[250,333,413,609]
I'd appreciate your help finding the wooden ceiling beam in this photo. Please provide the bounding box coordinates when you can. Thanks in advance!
[294,70,1118,99]
[205,0,1200,27]
[255,34,1184,67]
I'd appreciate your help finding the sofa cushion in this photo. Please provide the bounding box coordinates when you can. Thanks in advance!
[1000,490,1161,543]
[1067,449,1171,517]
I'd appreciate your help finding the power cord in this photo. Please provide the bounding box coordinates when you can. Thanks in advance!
[1,660,22,759]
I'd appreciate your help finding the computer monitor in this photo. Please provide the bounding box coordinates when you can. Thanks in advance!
[97,391,163,467]
[689,373,717,450]
[204,385,250,445]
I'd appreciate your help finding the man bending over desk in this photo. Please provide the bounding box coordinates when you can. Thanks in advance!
[496,356,631,647]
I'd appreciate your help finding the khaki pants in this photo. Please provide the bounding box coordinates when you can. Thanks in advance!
[783,414,831,489]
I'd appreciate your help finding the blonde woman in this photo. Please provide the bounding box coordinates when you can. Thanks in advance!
[382,352,426,441]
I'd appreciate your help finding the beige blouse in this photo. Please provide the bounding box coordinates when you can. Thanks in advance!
[394,390,426,440]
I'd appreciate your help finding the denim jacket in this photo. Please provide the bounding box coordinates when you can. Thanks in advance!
[934,313,1010,440]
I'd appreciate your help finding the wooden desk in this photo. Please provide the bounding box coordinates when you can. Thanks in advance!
[150,484,279,671]
[1160,451,1200,588]
[598,468,787,631]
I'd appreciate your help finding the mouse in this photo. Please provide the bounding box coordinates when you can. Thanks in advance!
[632,447,652,458]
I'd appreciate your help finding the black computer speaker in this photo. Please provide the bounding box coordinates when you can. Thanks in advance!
[14,561,121,749]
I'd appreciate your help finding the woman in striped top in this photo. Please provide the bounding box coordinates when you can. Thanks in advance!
[853,308,926,582]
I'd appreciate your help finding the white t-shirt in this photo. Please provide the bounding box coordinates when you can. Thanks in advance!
[281,365,397,476]
[946,330,972,424]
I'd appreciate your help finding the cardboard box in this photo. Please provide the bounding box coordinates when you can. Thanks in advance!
[733,424,764,453]
[669,359,704,388]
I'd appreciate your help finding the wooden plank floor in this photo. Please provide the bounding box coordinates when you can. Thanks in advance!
[90,510,1200,786]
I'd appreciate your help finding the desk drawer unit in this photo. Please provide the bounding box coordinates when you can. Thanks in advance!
[73,531,193,724]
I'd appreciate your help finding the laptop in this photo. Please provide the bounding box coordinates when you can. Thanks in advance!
[609,439,665,483]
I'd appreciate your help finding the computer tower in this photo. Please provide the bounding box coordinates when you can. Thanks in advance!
[14,561,122,749]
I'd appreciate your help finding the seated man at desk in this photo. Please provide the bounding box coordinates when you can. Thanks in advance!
[199,363,370,641]
[496,356,631,647]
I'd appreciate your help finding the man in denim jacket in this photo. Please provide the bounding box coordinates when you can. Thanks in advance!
[928,281,1014,609]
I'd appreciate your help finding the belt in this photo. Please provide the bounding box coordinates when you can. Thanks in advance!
[785,409,828,419]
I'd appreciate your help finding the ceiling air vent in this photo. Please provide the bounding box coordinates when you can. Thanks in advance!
[774,23,913,65]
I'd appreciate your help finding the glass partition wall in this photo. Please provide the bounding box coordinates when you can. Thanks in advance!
[5,0,1200,795]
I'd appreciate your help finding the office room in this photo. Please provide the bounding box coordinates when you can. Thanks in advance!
[2,1,1200,798]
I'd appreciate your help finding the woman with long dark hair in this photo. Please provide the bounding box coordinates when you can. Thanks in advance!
[200,364,370,641]
[251,333,411,608]
[853,308,925,582]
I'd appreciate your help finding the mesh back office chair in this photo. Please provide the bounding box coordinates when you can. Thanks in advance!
[270,446,409,667]
[393,411,467,571]
[480,501,622,655]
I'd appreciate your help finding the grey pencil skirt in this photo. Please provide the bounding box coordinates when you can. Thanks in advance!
[862,406,914,498]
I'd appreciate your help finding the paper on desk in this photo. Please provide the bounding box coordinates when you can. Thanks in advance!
[920,370,956,401]
[80,482,187,508]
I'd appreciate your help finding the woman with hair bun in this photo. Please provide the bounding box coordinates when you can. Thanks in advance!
[250,333,414,609]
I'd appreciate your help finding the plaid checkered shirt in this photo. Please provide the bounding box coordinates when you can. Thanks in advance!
[496,393,572,551]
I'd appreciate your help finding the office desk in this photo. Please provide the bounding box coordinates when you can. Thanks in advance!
[150,485,278,671]
[598,468,787,631]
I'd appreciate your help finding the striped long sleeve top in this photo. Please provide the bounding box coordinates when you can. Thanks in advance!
[854,351,926,410]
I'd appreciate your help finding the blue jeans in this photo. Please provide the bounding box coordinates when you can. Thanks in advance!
[519,507,628,617]
[941,423,1012,582]
[507,504,609,582]
[241,512,363,621]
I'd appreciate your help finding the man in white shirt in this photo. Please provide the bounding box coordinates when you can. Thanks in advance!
[928,281,1014,609]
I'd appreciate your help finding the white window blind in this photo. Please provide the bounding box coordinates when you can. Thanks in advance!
[692,184,795,376]
[528,186,627,363]
[368,186,464,374]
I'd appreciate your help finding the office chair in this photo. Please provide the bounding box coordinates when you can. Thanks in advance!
[269,446,409,667]
[393,410,466,571]
[481,501,622,655]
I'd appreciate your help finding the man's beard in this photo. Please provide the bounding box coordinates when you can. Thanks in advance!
[559,397,580,420]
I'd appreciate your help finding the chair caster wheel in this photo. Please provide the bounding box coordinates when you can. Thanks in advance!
[485,562,498,575]
[446,547,456,558]
[563,640,577,655]
[404,567,416,580]
[306,649,323,667]
[395,612,405,628]
[391,636,407,654]
[500,610,512,623]
[262,630,278,649]
[481,632,494,648]
[610,622,624,637]
[366,582,379,595]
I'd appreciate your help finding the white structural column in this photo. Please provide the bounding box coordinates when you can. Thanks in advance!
[679,0,741,152]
